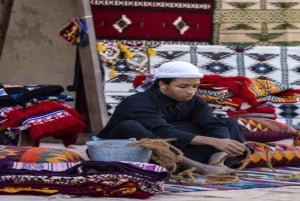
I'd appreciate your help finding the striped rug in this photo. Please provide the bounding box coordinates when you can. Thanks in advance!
[164,166,300,192]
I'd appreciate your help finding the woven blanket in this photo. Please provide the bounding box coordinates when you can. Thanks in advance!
[213,0,300,46]
[0,160,169,199]
[164,166,300,193]
[90,0,214,44]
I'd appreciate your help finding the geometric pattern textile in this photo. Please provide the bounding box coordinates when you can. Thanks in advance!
[234,116,299,142]
[213,0,300,46]
[236,117,298,133]
[98,41,147,116]
[91,0,214,44]
[0,100,85,147]
[0,160,168,198]
[246,145,300,168]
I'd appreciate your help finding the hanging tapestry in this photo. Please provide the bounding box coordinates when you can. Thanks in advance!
[213,0,300,46]
[90,0,214,44]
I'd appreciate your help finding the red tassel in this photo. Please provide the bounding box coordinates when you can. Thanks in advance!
[132,75,147,89]
[200,74,257,106]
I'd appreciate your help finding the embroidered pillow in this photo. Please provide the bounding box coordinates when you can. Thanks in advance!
[234,117,299,142]
[0,145,84,163]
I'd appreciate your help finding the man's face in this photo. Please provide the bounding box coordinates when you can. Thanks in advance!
[159,78,200,101]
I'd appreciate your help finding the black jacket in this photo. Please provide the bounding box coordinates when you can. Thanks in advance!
[99,88,231,148]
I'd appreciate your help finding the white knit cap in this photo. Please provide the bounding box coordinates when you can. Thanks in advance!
[154,61,203,78]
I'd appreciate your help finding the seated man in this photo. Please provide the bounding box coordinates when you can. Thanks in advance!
[98,61,247,175]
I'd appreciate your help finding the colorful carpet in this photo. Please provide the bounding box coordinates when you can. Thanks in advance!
[164,166,300,193]
[90,0,214,44]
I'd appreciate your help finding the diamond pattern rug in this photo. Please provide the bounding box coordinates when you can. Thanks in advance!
[90,0,214,44]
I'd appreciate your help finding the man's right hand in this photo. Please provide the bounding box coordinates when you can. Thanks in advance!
[191,136,246,157]
[212,138,246,157]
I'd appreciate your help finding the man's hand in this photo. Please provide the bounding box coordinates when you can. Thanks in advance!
[191,135,247,157]
[212,138,246,157]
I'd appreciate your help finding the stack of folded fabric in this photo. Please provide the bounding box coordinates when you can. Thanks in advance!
[198,74,300,117]
[196,74,300,143]
[0,160,169,198]
[0,84,85,147]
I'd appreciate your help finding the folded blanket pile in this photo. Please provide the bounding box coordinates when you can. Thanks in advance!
[0,160,169,199]
[0,84,84,147]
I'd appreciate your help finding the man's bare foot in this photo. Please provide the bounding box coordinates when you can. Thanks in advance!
[195,164,237,176]
[180,156,237,176]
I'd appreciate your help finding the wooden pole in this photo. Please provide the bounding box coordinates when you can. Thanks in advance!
[75,0,108,134]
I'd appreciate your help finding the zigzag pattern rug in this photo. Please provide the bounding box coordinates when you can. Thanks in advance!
[164,166,300,193]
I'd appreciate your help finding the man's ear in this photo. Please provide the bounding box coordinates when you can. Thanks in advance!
[158,80,167,89]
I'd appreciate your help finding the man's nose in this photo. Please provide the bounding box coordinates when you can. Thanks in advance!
[186,87,196,94]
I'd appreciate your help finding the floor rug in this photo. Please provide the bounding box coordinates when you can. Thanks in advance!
[164,166,300,193]
[90,0,214,44]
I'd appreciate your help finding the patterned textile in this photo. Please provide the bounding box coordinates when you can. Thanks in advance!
[0,100,85,147]
[199,75,300,107]
[90,0,214,44]
[213,0,300,46]
[235,116,299,142]
[59,18,89,47]
[0,145,84,163]
[164,166,300,193]
[0,160,169,198]
[246,144,300,168]
[98,41,150,116]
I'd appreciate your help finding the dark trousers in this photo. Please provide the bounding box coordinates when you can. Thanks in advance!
[100,118,246,163]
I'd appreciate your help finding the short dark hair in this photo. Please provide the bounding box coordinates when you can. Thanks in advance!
[151,78,174,89]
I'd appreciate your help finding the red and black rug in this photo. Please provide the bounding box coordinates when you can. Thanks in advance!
[90,0,214,44]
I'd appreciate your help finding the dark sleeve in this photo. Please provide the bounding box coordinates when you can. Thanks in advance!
[116,97,197,149]
[190,97,231,139]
